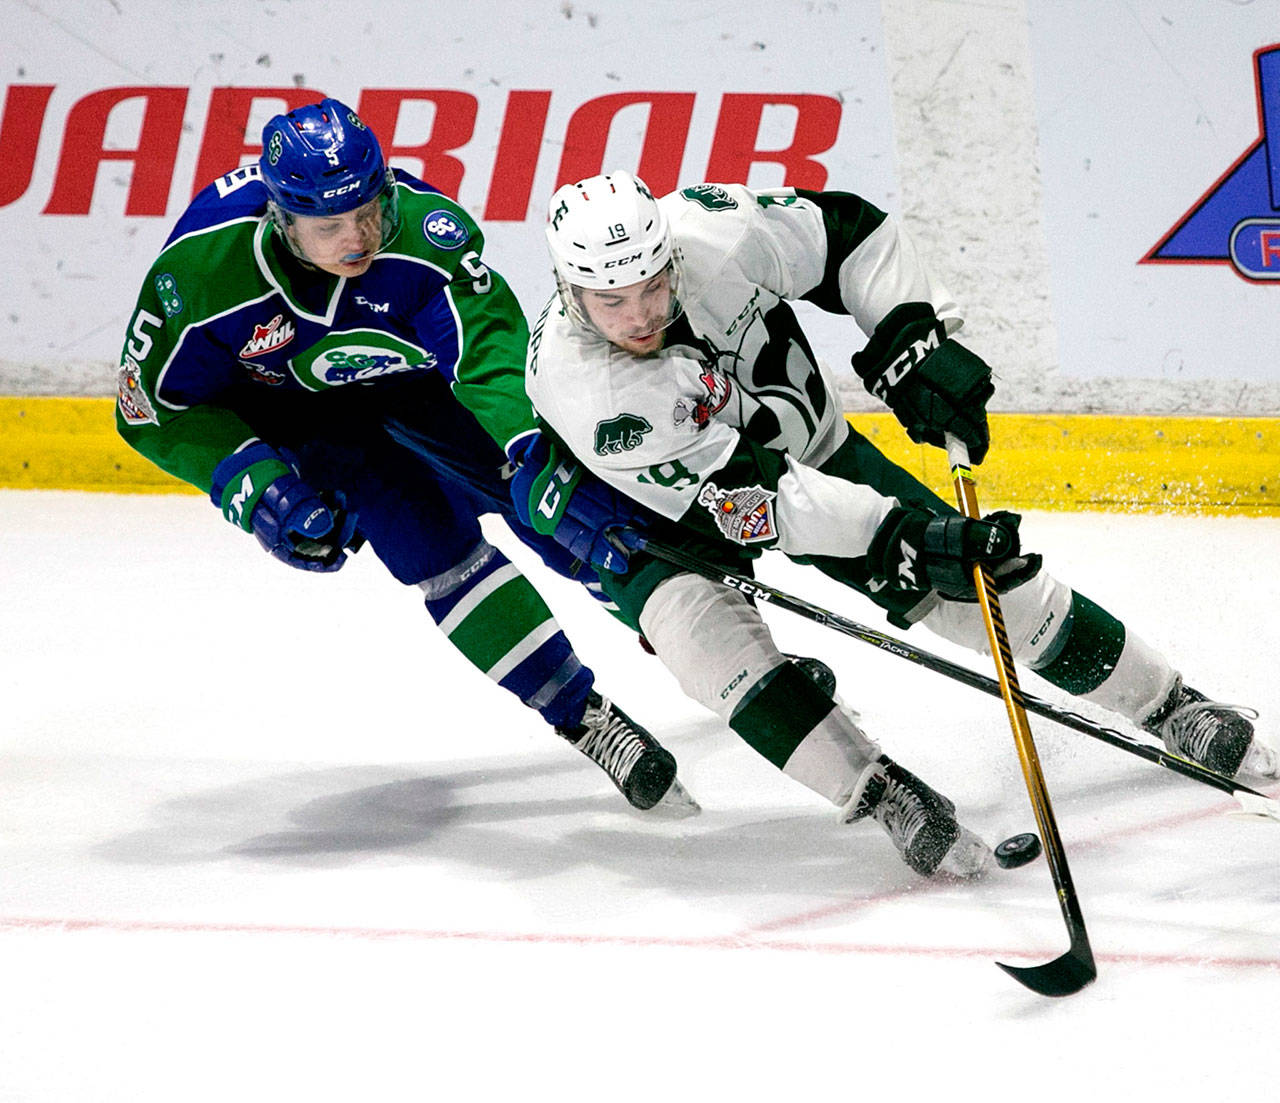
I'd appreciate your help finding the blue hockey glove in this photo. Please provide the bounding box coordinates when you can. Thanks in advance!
[851,303,994,464]
[211,443,360,573]
[251,476,360,572]
[866,506,1040,599]
[509,430,650,574]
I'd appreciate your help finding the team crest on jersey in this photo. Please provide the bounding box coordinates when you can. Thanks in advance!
[305,347,437,385]
[681,184,738,211]
[240,315,296,358]
[423,210,469,251]
[697,481,776,545]
[674,370,732,429]
[116,355,158,426]
[290,331,436,389]
[594,413,653,454]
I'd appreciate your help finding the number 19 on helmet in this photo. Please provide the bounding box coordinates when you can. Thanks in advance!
[545,170,685,339]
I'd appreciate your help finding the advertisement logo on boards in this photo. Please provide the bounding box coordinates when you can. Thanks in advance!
[1144,44,1280,282]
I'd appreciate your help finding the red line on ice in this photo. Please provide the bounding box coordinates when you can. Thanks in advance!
[2,913,1277,971]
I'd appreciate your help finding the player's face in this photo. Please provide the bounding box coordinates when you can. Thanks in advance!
[578,270,674,355]
[287,196,384,277]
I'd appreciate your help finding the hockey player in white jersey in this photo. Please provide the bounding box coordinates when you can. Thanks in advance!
[513,170,1277,880]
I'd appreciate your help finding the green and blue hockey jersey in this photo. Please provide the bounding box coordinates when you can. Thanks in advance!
[117,165,536,524]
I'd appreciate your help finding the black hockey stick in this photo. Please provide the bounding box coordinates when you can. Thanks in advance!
[946,435,1094,996]
[628,533,1280,819]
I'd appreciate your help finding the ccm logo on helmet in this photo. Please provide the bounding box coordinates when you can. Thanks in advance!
[604,253,643,268]
[322,181,361,200]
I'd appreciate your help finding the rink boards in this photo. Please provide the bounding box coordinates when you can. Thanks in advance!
[1,396,1276,515]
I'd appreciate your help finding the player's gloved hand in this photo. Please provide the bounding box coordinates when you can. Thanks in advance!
[251,476,360,572]
[866,506,1040,599]
[509,430,650,574]
[210,442,360,572]
[851,303,994,464]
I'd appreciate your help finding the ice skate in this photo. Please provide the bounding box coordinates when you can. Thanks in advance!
[1144,679,1277,781]
[842,755,992,878]
[558,692,699,813]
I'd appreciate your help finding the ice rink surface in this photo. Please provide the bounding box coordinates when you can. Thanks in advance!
[3,489,1278,1101]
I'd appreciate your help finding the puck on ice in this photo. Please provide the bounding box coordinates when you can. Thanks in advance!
[994,832,1042,869]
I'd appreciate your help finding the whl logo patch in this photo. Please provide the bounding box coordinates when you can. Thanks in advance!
[1145,44,1280,282]
[240,315,295,358]
[594,413,652,454]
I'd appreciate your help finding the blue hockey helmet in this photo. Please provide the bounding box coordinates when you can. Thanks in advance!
[261,98,387,215]
[260,99,400,258]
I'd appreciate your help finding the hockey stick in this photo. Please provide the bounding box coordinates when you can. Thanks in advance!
[627,535,1280,819]
[946,434,1094,996]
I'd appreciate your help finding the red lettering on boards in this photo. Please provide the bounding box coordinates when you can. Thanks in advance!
[2,84,843,219]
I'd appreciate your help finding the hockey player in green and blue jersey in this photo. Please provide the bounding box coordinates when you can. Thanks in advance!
[513,170,1279,878]
[114,100,693,813]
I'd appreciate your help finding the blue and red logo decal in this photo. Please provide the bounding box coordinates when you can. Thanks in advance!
[422,209,469,251]
[1144,44,1280,282]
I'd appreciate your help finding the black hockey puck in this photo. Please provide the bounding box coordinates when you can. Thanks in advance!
[994,832,1043,869]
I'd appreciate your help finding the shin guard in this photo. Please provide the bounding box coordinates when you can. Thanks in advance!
[639,573,877,805]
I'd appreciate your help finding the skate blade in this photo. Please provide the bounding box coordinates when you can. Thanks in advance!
[935,828,994,879]
[1240,740,1280,783]
[646,777,702,818]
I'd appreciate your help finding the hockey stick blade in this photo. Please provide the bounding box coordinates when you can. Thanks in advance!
[997,942,1097,998]
[1228,791,1280,823]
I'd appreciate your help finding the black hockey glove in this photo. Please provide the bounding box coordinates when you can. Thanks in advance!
[851,303,994,464]
[866,506,1040,599]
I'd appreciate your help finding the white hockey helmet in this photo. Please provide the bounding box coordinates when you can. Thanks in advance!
[545,170,684,333]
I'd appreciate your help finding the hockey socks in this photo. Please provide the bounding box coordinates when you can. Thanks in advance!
[1030,590,1175,722]
[729,661,879,805]
[729,660,836,769]
[419,541,594,730]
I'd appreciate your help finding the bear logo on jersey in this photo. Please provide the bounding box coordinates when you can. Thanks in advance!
[681,184,738,211]
[593,413,653,455]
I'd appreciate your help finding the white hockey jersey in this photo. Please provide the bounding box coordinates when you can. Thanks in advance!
[526,183,962,559]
